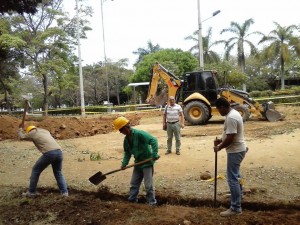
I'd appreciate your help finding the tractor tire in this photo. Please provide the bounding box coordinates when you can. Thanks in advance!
[232,105,250,121]
[184,101,210,125]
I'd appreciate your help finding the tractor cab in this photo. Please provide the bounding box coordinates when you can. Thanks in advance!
[182,71,219,106]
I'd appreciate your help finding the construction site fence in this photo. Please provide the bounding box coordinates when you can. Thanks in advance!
[1,95,300,117]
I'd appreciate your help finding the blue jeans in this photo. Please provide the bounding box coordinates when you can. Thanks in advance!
[227,151,246,212]
[29,149,68,194]
[128,166,156,205]
[167,122,181,152]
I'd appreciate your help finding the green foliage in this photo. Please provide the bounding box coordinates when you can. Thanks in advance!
[90,152,101,161]
[132,40,162,65]
[250,88,300,98]
[258,22,300,89]
[130,49,198,101]
[132,49,198,83]
[4,0,93,113]
[0,0,43,14]
[185,27,221,64]
[226,71,248,89]
[250,90,273,97]
[218,18,261,70]
[273,88,300,96]
[249,91,261,97]
[247,76,270,92]
[206,61,247,88]
[260,90,273,97]
[0,33,26,49]
[290,86,300,95]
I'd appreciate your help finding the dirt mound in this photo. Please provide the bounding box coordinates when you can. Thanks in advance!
[0,113,145,140]
[0,115,20,140]
[0,186,299,225]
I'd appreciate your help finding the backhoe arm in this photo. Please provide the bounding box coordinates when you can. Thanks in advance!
[146,62,182,106]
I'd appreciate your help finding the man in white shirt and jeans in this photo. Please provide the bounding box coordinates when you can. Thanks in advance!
[213,97,247,217]
[163,96,185,155]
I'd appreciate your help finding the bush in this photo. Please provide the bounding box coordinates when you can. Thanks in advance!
[249,91,261,98]
[260,90,273,97]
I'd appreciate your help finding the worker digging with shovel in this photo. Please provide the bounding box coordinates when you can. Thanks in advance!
[213,97,247,217]
[113,116,160,206]
[17,95,68,197]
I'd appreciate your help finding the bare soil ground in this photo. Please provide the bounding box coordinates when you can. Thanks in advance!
[0,106,300,225]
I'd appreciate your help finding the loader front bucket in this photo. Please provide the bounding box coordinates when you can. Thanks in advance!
[263,101,285,122]
[266,109,285,122]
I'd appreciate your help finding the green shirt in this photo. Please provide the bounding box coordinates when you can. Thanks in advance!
[122,128,159,168]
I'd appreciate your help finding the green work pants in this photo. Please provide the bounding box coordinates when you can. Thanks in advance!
[166,122,181,152]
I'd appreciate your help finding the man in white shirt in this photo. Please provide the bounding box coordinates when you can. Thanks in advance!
[163,96,184,155]
[213,97,247,217]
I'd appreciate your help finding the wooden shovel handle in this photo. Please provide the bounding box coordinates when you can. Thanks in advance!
[21,100,28,127]
[103,158,154,176]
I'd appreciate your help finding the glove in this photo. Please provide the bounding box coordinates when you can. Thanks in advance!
[153,155,160,161]
[121,166,126,170]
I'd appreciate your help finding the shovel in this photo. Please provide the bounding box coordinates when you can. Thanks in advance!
[89,158,154,185]
[20,95,31,127]
[213,137,218,207]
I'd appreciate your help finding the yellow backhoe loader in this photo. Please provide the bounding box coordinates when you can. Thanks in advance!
[146,62,284,125]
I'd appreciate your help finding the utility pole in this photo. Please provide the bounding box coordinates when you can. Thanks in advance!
[197,0,204,71]
[197,0,221,71]
[76,0,85,116]
[100,0,110,103]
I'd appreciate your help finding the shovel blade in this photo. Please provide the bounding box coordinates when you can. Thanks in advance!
[89,172,107,185]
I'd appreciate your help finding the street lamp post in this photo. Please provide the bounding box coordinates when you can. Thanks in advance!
[76,0,85,116]
[197,0,220,71]
[100,0,110,103]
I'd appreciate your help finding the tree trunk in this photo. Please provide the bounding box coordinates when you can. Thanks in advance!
[241,53,247,92]
[116,76,120,105]
[0,78,11,113]
[4,89,11,114]
[280,56,285,90]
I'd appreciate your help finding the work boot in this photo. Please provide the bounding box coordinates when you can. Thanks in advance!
[22,191,40,198]
[61,192,69,197]
[220,208,242,217]
[149,202,157,207]
[176,151,180,155]
[128,198,138,203]
[165,151,171,155]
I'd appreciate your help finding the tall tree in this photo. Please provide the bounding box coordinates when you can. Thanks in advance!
[216,18,261,91]
[108,58,131,105]
[0,18,26,112]
[8,0,91,115]
[83,63,107,105]
[132,40,162,66]
[83,59,132,106]
[185,27,220,67]
[258,22,300,89]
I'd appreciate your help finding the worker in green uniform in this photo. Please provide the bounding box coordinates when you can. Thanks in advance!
[113,116,160,205]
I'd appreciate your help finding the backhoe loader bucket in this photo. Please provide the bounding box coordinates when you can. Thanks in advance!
[151,88,168,106]
[266,109,285,122]
[263,101,285,122]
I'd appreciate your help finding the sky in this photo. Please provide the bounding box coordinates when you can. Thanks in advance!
[63,0,300,69]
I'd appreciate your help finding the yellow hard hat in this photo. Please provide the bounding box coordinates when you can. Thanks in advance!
[25,125,37,133]
[113,117,129,132]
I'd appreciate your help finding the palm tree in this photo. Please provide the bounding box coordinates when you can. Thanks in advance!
[216,18,261,91]
[132,40,161,66]
[258,22,300,89]
[185,27,220,66]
